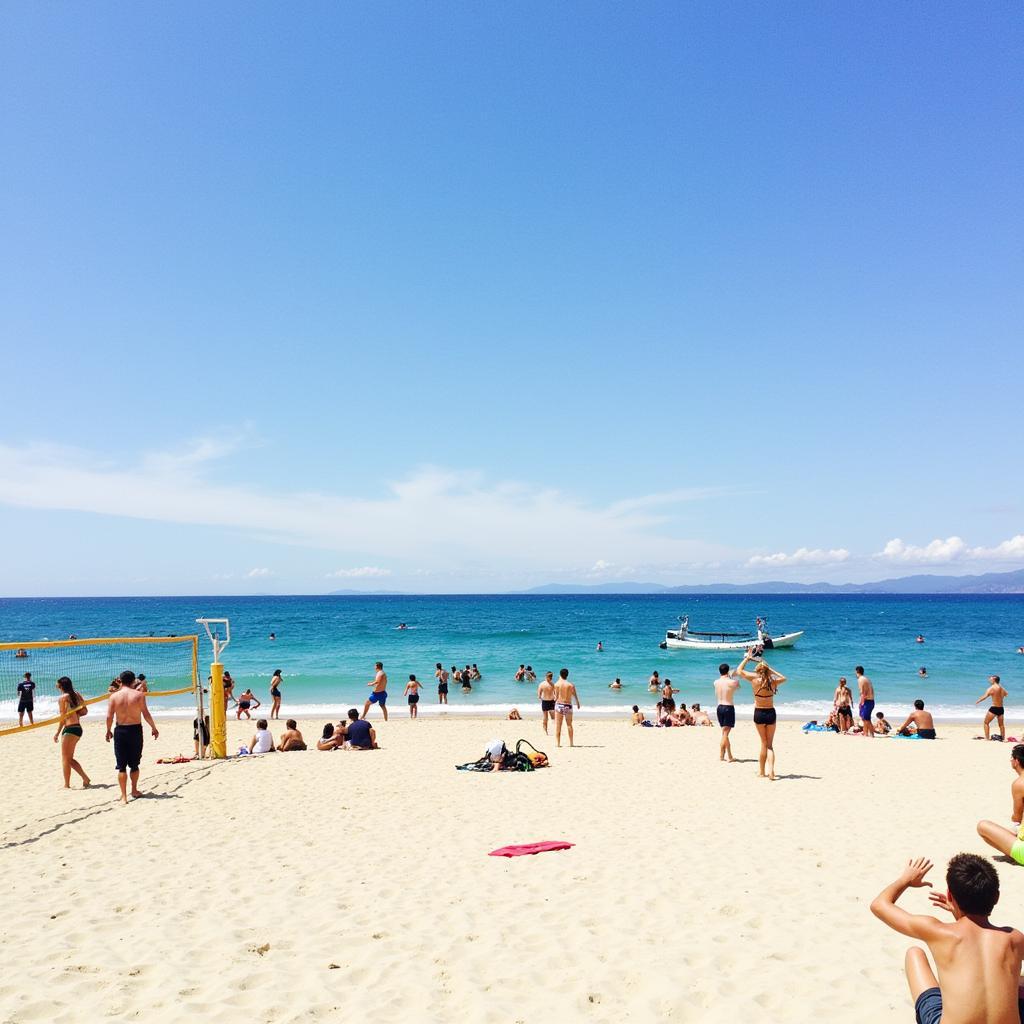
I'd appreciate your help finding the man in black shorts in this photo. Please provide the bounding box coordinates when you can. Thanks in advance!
[714,663,741,762]
[17,672,35,726]
[105,669,159,803]
[976,675,1009,742]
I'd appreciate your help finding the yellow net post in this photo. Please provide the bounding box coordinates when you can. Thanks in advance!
[209,661,226,758]
[197,618,230,759]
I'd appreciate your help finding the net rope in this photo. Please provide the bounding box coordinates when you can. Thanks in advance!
[0,637,198,737]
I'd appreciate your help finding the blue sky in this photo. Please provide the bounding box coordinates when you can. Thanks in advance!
[1,1,1021,595]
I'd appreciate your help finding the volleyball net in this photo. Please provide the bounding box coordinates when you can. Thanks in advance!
[0,636,199,737]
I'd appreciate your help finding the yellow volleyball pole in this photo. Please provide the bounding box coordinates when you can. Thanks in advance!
[209,661,226,758]
[197,618,230,760]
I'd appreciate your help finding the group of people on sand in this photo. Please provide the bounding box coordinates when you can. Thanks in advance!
[242,718,308,753]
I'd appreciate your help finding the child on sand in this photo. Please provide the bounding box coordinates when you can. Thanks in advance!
[874,711,892,735]
[870,854,1024,1024]
[249,720,274,754]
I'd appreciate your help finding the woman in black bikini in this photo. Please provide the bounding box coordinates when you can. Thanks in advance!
[269,670,283,720]
[53,676,90,789]
[737,650,786,780]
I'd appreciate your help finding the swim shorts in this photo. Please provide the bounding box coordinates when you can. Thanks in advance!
[238,700,251,711]
[438,683,448,694]
[113,723,144,773]
[716,704,736,728]
[18,700,33,712]
[914,987,942,1024]
[662,698,676,712]
[1011,827,1024,867]
[918,729,936,739]
[408,693,419,705]
[369,690,387,705]
[859,700,875,721]
[541,699,555,712]
[991,706,1005,717]
[753,707,777,726]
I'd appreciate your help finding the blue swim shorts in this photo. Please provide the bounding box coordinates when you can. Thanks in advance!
[369,690,387,705]
[859,699,875,721]
[915,987,941,1024]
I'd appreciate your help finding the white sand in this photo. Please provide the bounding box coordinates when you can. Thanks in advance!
[0,715,1021,1023]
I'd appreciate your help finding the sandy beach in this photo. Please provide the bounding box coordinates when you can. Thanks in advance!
[0,715,1020,1023]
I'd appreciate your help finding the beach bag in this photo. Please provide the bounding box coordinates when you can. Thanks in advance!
[516,739,549,768]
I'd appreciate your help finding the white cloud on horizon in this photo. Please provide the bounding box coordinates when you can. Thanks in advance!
[0,438,733,574]
[326,566,393,579]
[246,567,272,578]
[877,535,1024,565]
[747,547,851,568]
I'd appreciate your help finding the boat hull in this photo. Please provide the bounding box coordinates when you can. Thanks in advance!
[661,631,804,651]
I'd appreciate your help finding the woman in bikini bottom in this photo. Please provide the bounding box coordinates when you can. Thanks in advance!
[737,651,787,781]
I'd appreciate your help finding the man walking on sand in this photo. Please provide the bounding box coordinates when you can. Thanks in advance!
[537,671,556,735]
[105,669,159,803]
[714,663,741,762]
[976,675,1009,741]
[857,665,875,737]
[363,661,389,721]
[553,668,580,748]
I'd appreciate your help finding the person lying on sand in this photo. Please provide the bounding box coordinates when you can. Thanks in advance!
[898,700,936,739]
[870,854,1024,1024]
[976,744,1024,866]
[277,719,307,751]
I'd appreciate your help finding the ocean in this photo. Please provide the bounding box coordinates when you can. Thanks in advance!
[2,594,1022,723]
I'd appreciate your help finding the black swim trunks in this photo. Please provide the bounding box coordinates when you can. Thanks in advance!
[113,723,144,773]
[438,683,448,694]
[662,698,676,712]
[753,707,777,726]
[991,706,1005,716]
[408,693,419,705]
[716,704,736,728]
[837,704,851,716]
[17,699,33,712]
[541,699,555,712]
[918,728,936,739]
[238,700,251,711]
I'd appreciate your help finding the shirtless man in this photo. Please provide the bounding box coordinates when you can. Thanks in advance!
[553,668,580,748]
[649,671,660,693]
[833,676,854,734]
[976,675,1009,742]
[277,719,307,751]
[435,663,449,705]
[660,679,679,712]
[713,663,741,762]
[363,661,389,721]
[524,665,536,683]
[537,672,556,735]
[857,665,875,738]
[514,665,526,682]
[105,670,159,803]
[870,854,1024,1024]
[898,699,936,739]
[976,743,1024,865]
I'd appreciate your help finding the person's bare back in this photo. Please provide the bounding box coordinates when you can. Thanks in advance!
[538,678,555,701]
[108,685,147,725]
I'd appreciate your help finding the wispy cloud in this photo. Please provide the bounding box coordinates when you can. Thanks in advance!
[877,535,1024,565]
[747,547,851,568]
[0,439,731,573]
[246,567,272,578]
[326,566,392,579]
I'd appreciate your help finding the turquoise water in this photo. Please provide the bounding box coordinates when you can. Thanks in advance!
[2,594,1023,721]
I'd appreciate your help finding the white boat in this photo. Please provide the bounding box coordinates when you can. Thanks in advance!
[659,616,804,651]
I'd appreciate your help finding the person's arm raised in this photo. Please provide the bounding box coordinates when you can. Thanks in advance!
[870,858,945,940]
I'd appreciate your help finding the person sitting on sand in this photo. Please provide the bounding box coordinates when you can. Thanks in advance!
[976,674,1009,742]
[485,738,506,772]
[670,705,693,727]
[870,854,1024,1024]
[250,720,275,754]
[631,705,646,726]
[898,699,936,739]
[690,704,713,727]
[317,722,344,751]
[655,702,672,727]
[833,677,854,734]
[236,687,260,721]
[609,677,622,689]
[344,708,377,750]
[277,719,307,751]
[976,743,1024,865]
[823,708,841,732]
[507,708,522,721]
[874,710,892,735]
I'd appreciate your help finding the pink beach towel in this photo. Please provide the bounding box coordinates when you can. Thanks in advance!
[488,841,575,858]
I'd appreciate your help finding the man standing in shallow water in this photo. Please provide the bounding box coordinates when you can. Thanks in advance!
[105,669,159,803]
[714,663,740,762]
[857,665,875,738]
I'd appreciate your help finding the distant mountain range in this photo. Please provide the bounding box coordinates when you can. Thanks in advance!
[518,567,1024,596]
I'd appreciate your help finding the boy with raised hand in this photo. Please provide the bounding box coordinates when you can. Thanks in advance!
[870,854,1024,1024]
